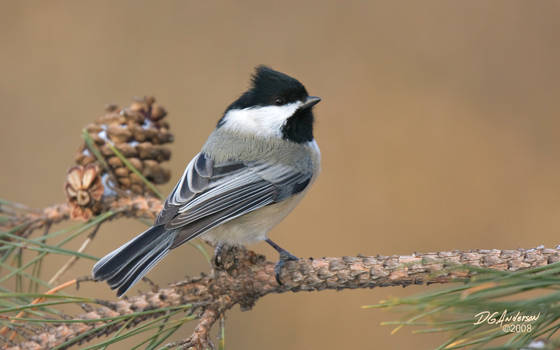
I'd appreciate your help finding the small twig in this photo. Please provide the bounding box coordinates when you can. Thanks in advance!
[41,223,52,238]
[170,308,220,350]
[141,276,160,293]
[0,206,19,218]
[27,223,52,293]
[0,203,70,241]
[0,200,35,213]
[47,222,102,285]
[1,195,162,241]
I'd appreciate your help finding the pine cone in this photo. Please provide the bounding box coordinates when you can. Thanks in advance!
[75,96,173,196]
[65,164,104,220]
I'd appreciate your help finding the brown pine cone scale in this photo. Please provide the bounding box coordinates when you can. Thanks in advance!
[74,96,173,196]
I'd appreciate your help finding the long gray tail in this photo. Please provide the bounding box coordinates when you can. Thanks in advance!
[92,225,175,297]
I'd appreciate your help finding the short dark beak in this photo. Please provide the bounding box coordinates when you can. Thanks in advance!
[300,96,321,110]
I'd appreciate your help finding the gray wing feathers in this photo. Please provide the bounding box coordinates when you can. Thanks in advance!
[169,185,275,248]
[156,152,312,247]
[170,180,273,226]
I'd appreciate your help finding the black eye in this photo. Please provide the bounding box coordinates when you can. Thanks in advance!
[274,97,284,105]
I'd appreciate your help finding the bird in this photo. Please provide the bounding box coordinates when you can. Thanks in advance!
[92,65,321,296]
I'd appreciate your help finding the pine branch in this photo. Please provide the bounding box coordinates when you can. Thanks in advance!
[0,196,162,240]
[5,246,560,350]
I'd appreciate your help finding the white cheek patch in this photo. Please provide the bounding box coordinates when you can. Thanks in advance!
[221,102,301,138]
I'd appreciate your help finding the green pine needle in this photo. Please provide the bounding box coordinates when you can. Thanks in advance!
[81,129,110,170]
[368,262,560,349]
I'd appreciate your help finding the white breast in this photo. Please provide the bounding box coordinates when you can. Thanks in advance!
[201,192,306,245]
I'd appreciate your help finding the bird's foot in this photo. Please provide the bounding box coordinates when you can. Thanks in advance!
[274,251,298,285]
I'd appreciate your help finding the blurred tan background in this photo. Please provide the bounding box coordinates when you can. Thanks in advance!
[2,1,560,349]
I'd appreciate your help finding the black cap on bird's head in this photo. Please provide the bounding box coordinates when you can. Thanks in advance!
[229,66,309,109]
[219,66,321,143]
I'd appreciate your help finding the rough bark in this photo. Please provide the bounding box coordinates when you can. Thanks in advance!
[5,245,560,350]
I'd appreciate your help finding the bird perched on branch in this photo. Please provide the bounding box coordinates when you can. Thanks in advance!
[92,66,321,296]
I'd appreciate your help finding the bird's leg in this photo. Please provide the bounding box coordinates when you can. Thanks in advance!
[266,239,297,260]
[265,238,298,285]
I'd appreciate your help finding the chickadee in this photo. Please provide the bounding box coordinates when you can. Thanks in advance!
[92,66,321,296]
